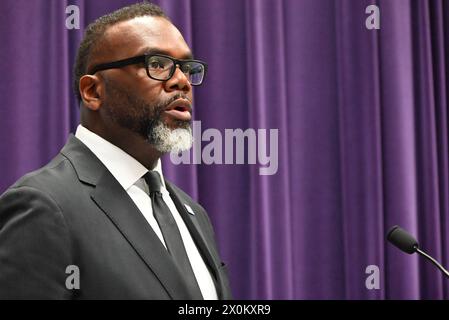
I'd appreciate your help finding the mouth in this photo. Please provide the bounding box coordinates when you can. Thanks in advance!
[164,98,192,122]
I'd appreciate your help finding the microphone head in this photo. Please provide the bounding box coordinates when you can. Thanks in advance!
[387,225,419,254]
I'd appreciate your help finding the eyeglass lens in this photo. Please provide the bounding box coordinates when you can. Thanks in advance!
[147,55,205,85]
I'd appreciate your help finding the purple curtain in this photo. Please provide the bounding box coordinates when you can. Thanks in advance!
[0,0,448,299]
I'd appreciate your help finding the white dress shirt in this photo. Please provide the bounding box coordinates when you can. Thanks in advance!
[75,124,218,300]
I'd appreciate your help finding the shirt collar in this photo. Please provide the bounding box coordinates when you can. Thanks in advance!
[75,124,166,190]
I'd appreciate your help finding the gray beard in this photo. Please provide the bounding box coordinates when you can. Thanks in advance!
[103,78,193,154]
[148,121,193,154]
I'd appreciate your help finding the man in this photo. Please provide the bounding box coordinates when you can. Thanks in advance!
[0,2,231,299]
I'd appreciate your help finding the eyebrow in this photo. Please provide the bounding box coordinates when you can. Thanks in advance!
[139,47,194,60]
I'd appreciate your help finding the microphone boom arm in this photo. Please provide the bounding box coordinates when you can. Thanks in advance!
[415,247,449,279]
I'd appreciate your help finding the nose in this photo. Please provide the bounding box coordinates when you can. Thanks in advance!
[164,65,192,93]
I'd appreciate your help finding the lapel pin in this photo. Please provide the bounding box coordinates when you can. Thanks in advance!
[184,204,195,215]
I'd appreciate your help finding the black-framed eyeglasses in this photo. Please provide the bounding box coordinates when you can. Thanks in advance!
[87,53,208,86]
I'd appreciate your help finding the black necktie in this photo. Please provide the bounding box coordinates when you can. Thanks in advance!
[144,171,203,299]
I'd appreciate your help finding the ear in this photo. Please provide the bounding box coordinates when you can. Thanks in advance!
[79,75,103,111]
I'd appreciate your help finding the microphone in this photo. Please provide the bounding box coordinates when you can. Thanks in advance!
[387,225,449,278]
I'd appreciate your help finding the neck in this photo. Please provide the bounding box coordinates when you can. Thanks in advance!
[81,119,163,171]
[108,131,163,170]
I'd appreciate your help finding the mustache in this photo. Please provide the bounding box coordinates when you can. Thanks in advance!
[147,94,191,135]
[160,93,191,110]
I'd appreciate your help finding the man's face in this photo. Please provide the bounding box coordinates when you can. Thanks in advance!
[91,16,195,153]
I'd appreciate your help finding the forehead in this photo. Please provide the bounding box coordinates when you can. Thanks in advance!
[103,16,192,59]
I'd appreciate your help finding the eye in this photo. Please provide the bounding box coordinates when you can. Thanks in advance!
[190,65,203,74]
[181,64,192,73]
[183,63,203,75]
[148,59,165,69]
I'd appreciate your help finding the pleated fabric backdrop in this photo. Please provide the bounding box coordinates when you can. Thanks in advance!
[0,0,448,299]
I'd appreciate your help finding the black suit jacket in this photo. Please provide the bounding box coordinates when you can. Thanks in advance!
[0,135,232,299]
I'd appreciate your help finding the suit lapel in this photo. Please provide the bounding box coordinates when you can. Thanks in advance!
[61,135,194,299]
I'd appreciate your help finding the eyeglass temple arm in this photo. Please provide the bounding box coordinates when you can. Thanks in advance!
[88,55,146,75]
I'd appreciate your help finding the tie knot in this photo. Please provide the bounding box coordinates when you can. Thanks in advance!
[144,171,163,194]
